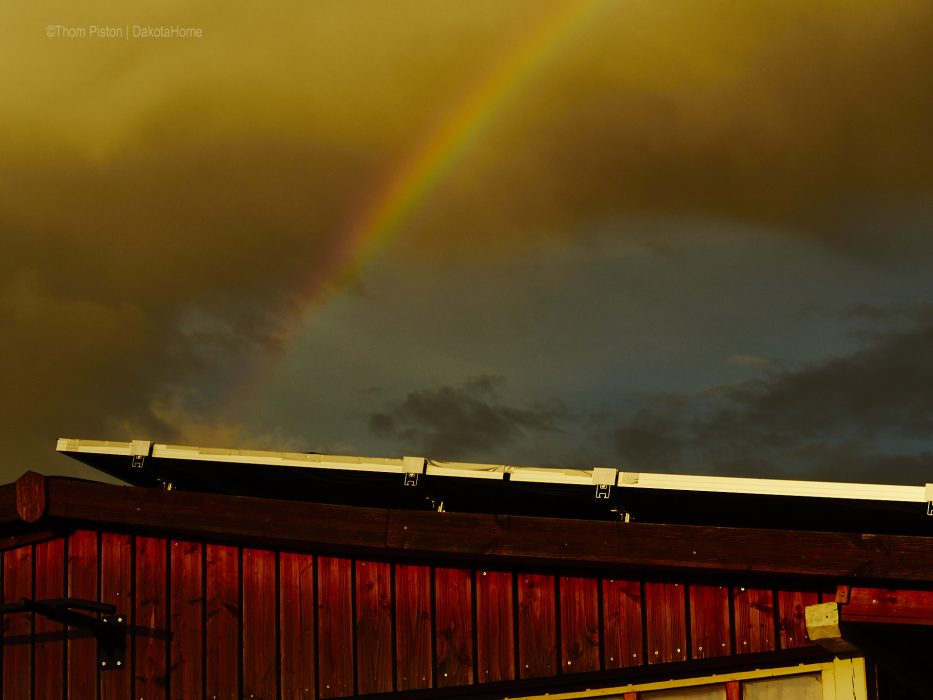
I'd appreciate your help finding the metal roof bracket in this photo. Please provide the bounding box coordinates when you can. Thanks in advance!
[592,467,616,499]
[0,597,127,670]
[130,439,152,470]
[402,456,426,487]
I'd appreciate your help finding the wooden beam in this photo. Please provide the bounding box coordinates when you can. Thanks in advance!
[16,470,47,522]
[804,603,858,654]
[842,586,933,625]
[10,472,933,583]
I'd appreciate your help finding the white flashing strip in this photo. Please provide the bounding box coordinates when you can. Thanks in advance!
[56,438,413,476]
[507,467,593,486]
[56,438,929,504]
[424,460,507,480]
[620,471,924,503]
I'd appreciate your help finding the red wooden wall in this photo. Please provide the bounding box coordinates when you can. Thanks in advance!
[0,531,824,699]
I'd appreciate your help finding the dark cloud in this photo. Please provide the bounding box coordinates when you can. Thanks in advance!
[369,376,566,460]
[0,137,372,479]
[614,311,933,483]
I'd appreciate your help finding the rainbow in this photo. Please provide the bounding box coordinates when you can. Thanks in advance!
[225,0,610,425]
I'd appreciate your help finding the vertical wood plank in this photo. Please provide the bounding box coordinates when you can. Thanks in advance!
[280,552,314,700]
[560,575,599,674]
[733,586,774,654]
[395,564,431,691]
[434,566,473,688]
[689,584,731,659]
[317,557,353,699]
[355,560,392,695]
[602,578,642,669]
[101,533,132,697]
[34,538,64,700]
[517,573,556,679]
[778,589,818,649]
[645,581,686,664]
[475,569,514,684]
[726,680,741,700]
[243,549,277,699]
[169,540,202,699]
[206,544,239,700]
[135,537,167,700]
[4,545,33,699]
[68,530,99,699]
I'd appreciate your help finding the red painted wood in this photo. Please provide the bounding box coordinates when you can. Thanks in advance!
[317,557,353,699]
[40,475,933,584]
[395,564,431,691]
[778,589,818,649]
[38,475,933,583]
[34,537,65,700]
[243,548,277,699]
[475,569,514,684]
[280,552,315,699]
[602,578,643,669]
[169,540,203,698]
[689,584,731,659]
[4,545,33,699]
[15,471,46,523]
[434,566,473,687]
[645,581,687,664]
[206,544,239,700]
[517,573,556,679]
[135,537,167,700]
[68,530,99,698]
[726,680,741,700]
[560,575,599,674]
[733,586,774,653]
[842,586,933,624]
[101,532,132,696]
[355,560,392,694]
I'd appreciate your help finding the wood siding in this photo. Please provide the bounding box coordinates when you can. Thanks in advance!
[0,531,824,699]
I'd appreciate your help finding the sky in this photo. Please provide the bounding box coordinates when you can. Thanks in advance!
[2,0,932,486]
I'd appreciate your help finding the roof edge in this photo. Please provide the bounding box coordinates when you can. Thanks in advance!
[57,437,931,504]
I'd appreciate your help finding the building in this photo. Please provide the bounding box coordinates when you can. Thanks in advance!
[1,438,932,698]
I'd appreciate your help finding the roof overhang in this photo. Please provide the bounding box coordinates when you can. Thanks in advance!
[56,438,933,534]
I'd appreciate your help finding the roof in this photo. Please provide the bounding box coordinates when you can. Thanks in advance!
[57,437,933,535]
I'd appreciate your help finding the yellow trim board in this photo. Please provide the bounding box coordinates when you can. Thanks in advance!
[504,658,867,700]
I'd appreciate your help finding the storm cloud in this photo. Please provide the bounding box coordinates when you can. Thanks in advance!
[614,308,933,483]
[369,376,566,461]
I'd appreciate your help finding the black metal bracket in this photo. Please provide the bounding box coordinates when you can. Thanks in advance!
[0,597,126,671]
